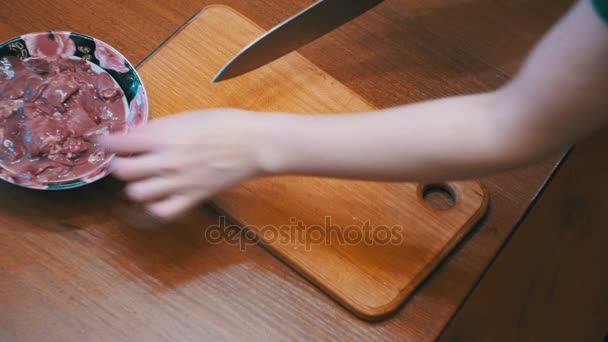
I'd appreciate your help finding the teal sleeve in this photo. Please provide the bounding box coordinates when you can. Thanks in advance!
[592,0,608,25]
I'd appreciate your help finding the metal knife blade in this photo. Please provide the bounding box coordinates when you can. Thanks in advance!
[213,0,383,82]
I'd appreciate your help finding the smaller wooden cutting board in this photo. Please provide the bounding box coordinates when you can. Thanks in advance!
[138,5,488,320]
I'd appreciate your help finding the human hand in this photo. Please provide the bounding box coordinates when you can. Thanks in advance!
[101,109,269,220]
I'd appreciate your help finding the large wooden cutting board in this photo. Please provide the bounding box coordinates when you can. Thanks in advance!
[138,5,488,320]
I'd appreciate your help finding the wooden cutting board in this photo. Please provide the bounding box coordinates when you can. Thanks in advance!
[138,5,488,321]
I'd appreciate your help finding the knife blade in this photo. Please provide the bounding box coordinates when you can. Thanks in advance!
[213,0,383,82]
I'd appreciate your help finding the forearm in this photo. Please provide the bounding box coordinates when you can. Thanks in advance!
[257,92,536,182]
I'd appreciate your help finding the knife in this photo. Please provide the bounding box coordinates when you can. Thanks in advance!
[213,0,384,82]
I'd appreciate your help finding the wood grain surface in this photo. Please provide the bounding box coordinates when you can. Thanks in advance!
[138,6,488,319]
[440,126,608,342]
[0,0,576,340]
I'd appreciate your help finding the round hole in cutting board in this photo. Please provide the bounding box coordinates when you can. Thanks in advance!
[422,184,456,210]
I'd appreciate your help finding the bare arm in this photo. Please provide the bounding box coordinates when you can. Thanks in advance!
[103,0,608,219]
[256,0,608,181]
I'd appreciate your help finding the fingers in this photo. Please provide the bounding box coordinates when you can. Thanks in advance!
[111,155,169,181]
[99,128,160,155]
[126,177,185,202]
[146,193,204,220]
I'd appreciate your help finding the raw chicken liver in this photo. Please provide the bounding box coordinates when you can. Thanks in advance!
[0,56,127,183]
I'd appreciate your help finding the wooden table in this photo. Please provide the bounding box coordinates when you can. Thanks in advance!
[2,0,604,340]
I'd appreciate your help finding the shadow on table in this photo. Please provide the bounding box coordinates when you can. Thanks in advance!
[0,177,245,291]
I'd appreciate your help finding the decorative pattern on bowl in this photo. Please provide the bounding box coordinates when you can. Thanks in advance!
[0,31,148,190]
